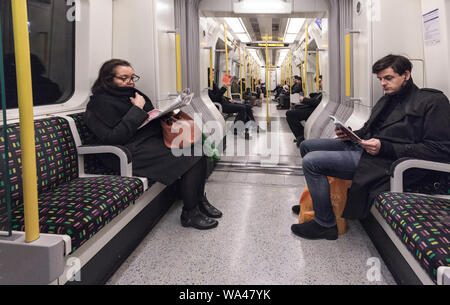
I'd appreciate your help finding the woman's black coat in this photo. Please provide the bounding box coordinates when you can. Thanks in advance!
[84,86,201,185]
[342,81,450,219]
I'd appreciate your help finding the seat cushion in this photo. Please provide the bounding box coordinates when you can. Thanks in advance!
[0,176,144,252]
[374,192,450,283]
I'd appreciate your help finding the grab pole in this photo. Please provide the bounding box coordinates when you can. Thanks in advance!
[11,0,40,242]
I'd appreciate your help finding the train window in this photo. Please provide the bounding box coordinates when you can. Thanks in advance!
[1,0,75,109]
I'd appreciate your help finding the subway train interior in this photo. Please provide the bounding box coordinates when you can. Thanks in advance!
[0,0,449,288]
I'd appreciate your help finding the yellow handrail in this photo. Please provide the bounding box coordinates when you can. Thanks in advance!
[304,24,309,95]
[265,41,270,123]
[239,48,242,99]
[209,48,213,88]
[316,50,320,90]
[345,33,351,97]
[223,23,229,98]
[175,33,182,92]
[11,0,40,243]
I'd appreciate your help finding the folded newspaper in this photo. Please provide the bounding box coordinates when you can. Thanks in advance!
[329,115,362,143]
[139,89,194,129]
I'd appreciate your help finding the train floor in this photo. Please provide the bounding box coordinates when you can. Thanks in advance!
[107,98,396,285]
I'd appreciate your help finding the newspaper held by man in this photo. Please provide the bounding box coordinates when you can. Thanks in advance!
[139,88,194,129]
[329,115,362,144]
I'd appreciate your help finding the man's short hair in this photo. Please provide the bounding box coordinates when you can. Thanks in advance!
[372,54,413,75]
[294,75,301,81]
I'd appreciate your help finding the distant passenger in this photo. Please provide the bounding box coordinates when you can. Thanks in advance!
[85,59,222,230]
[286,75,323,146]
[230,76,240,95]
[277,75,302,110]
[208,79,260,139]
[291,54,450,240]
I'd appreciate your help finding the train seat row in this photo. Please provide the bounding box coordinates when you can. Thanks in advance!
[0,107,449,284]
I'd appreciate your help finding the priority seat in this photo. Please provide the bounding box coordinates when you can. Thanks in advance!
[0,117,144,253]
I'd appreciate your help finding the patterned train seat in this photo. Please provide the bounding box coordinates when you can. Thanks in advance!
[374,192,450,283]
[0,117,144,252]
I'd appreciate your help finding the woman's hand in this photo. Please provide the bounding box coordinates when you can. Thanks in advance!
[130,92,146,109]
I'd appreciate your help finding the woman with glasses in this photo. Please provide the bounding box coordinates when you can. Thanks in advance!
[85,59,222,230]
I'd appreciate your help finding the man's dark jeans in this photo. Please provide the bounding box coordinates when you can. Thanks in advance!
[300,139,363,227]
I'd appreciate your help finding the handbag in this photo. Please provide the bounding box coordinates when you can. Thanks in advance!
[160,111,201,149]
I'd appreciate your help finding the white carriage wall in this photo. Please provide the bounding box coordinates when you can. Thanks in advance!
[347,0,425,130]
[112,0,177,108]
[421,0,450,97]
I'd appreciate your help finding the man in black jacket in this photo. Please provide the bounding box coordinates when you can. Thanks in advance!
[286,75,323,145]
[291,54,450,240]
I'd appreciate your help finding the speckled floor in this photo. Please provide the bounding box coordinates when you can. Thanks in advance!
[106,101,396,285]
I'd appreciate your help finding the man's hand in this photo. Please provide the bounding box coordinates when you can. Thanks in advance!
[130,92,146,109]
[361,138,381,156]
[229,99,235,104]
[335,126,351,142]
[299,95,304,103]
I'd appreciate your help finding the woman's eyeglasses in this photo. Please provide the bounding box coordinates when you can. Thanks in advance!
[114,74,140,83]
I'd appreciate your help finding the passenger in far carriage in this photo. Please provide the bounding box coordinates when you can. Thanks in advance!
[208,79,260,139]
[85,59,222,230]
[286,75,323,146]
[291,54,450,240]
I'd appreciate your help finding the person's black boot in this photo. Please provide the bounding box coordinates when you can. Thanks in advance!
[199,193,222,218]
[181,207,218,230]
[291,220,338,240]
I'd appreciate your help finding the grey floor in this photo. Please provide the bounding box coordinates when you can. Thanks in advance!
[107,100,396,285]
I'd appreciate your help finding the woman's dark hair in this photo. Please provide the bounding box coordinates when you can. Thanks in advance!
[372,54,412,75]
[91,59,132,94]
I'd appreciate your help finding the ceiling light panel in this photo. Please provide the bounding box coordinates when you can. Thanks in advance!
[224,18,246,34]
[286,18,305,34]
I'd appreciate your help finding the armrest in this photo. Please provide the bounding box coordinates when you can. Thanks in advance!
[437,266,450,285]
[390,158,450,192]
[78,144,132,177]
[213,102,223,113]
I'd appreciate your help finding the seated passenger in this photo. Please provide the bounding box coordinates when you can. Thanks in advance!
[230,76,240,96]
[277,75,302,110]
[286,75,323,145]
[291,55,450,240]
[208,80,260,138]
[85,59,222,230]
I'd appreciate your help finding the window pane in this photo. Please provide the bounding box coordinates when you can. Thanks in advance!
[1,0,75,109]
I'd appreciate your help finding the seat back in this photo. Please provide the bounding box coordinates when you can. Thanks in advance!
[0,117,78,213]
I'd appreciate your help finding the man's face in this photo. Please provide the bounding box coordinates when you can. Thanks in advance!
[376,67,410,95]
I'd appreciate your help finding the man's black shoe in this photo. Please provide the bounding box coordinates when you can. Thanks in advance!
[181,207,218,230]
[292,204,300,215]
[199,194,222,218]
[291,220,338,240]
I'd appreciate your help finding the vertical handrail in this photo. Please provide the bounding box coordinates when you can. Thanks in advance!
[239,48,242,99]
[265,41,269,123]
[223,23,229,98]
[316,50,320,91]
[209,48,213,88]
[11,0,40,243]
[243,48,246,91]
[175,33,182,92]
[289,52,292,95]
[0,15,12,237]
[345,33,351,97]
[304,24,309,95]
